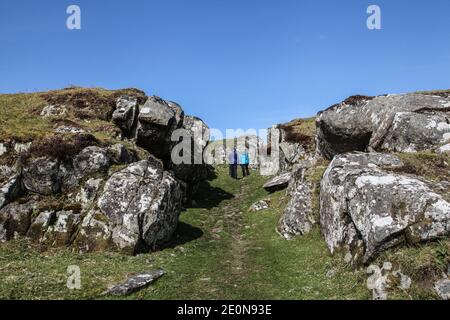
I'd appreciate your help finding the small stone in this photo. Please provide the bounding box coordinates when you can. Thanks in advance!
[106,269,166,296]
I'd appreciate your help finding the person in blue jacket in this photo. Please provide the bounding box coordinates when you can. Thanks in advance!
[240,150,250,177]
[228,147,238,179]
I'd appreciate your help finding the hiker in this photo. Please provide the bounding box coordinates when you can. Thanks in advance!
[240,150,250,177]
[228,148,238,179]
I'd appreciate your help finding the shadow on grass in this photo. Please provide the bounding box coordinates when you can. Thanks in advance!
[168,222,204,248]
[190,180,235,209]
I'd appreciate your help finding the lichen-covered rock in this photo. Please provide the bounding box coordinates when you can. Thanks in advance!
[317,94,450,159]
[263,172,291,192]
[320,152,450,265]
[40,210,81,246]
[136,96,184,160]
[40,105,67,117]
[434,278,450,300]
[75,178,103,208]
[249,200,269,212]
[277,167,314,240]
[0,175,22,210]
[93,158,182,254]
[73,210,112,252]
[106,269,166,296]
[22,157,61,195]
[73,146,111,177]
[366,262,412,300]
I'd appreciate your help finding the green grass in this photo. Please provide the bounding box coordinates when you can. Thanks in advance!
[0,164,445,300]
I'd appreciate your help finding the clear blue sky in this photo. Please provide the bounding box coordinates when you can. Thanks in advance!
[1,0,450,133]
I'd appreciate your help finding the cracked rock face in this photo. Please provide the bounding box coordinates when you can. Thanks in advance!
[94,158,182,254]
[136,96,184,160]
[278,167,314,240]
[320,152,450,265]
[317,94,450,159]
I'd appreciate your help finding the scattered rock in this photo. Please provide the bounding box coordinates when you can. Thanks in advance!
[40,105,67,117]
[249,200,269,212]
[106,269,166,296]
[320,152,450,265]
[263,172,291,192]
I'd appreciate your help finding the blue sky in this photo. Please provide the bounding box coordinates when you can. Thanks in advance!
[1,0,450,133]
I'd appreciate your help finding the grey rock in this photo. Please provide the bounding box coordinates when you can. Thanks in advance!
[437,144,450,154]
[74,210,112,252]
[40,105,67,117]
[14,142,31,153]
[73,146,111,177]
[0,200,36,242]
[96,158,182,254]
[0,175,22,210]
[366,262,411,300]
[263,172,291,192]
[249,200,269,212]
[320,152,450,265]
[22,157,61,195]
[278,167,314,240]
[136,96,184,160]
[434,278,450,300]
[0,143,7,156]
[54,126,85,134]
[112,96,139,137]
[40,210,81,246]
[317,94,450,159]
[171,116,211,199]
[75,178,103,207]
[106,269,166,296]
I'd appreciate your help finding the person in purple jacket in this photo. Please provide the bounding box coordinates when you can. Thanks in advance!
[228,147,238,179]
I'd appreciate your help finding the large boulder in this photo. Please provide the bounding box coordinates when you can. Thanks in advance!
[320,152,450,265]
[136,96,184,160]
[78,157,183,254]
[316,94,450,159]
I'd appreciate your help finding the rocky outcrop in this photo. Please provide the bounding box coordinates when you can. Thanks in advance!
[0,88,210,254]
[277,166,314,240]
[316,94,450,159]
[320,152,450,265]
[136,96,184,161]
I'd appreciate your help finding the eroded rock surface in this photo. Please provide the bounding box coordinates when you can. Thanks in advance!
[263,172,291,192]
[317,94,450,159]
[278,167,314,240]
[320,152,450,264]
